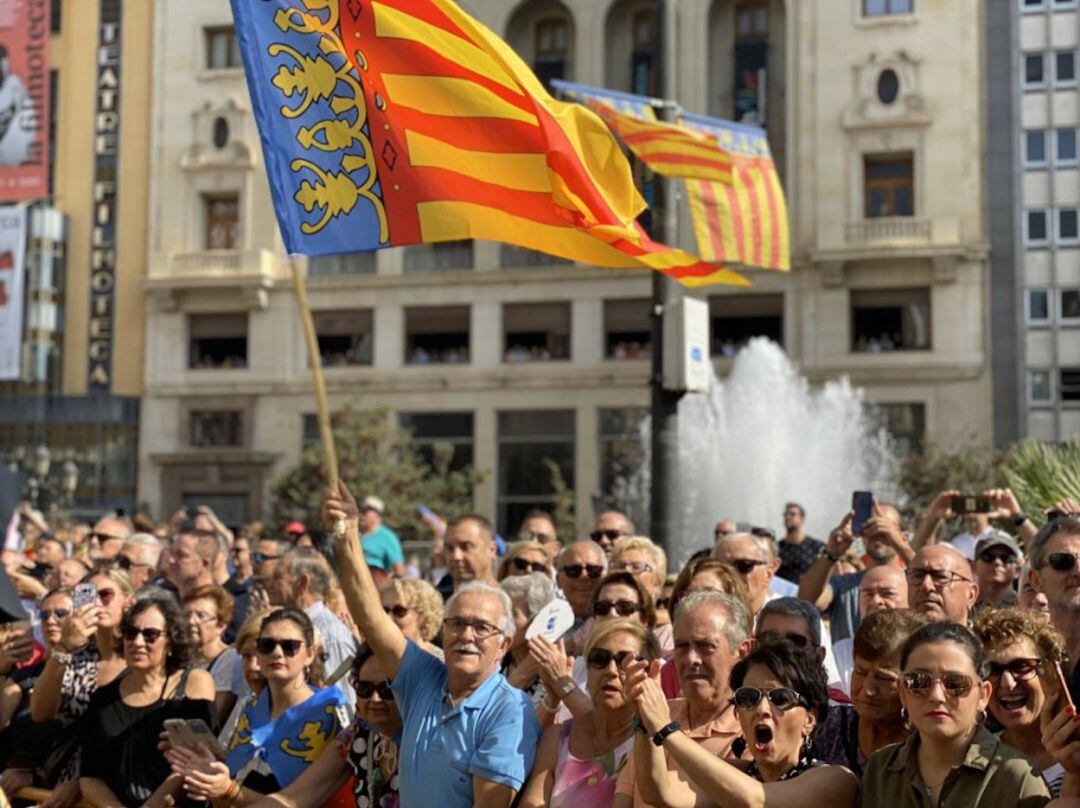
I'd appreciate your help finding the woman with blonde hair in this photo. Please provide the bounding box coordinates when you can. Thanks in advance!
[499,540,551,580]
[379,577,444,657]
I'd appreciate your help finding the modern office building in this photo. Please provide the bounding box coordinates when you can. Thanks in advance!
[139,0,992,535]
[0,0,152,517]
[988,0,1080,443]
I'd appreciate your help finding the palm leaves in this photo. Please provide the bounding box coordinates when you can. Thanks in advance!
[1000,440,1080,525]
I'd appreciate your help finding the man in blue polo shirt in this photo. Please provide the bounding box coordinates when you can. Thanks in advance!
[325,483,540,808]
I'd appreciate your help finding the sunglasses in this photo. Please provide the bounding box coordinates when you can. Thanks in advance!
[1045,552,1080,573]
[592,599,643,618]
[590,529,626,543]
[351,678,395,700]
[905,568,973,589]
[91,533,124,544]
[98,588,117,606]
[732,686,808,711]
[116,556,151,571]
[252,552,282,564]
[510,558,548,574]
[977,550,1017,565]
[586,648,644,670]
[987,658,1043,682]
[40,608,71,622]
[756,630,812,649]
[383,604,412,619]
[730,559,768,575]
[901,670,975,697]
[121,626,165,644]
[255,637,305,657]
[560,564,604,580]
[610,560,654,574]
[656,597,671,610]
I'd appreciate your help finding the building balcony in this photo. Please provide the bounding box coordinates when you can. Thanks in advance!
[145,249,289,311]
[844,217,932,245]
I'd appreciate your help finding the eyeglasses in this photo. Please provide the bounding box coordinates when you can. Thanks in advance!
[252,552,281,565]
[730,559,768,575]
[987,658,1043,682]
[91,533,124,544]
[121,626,165,644]
[510,557,548,574]
[901,670,975,697]
[383,604,412,619]
[586,648,644,670]
[610,560,655,575]
[442,617,504,640]
[756,630,812,649]
[186,609,218,625]
[559,563,604,580]
[351,678,395,700]
[97,588,117,606]
[519,530,554,544]
[1045,553,1080,573]
[40,608,71,622]
[116,556,151,571]
[732,686,809,712]
[255,637,305,657]
[905,568,973,589]
[590,529,627,543]
[592,599,643,618]
[977,550,1017,565]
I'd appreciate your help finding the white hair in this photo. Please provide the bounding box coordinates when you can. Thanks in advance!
[122,532,163,564]
[446,580,516,637]
[557,539,608,569]
[717,532,776,562]
[500,572,555,620]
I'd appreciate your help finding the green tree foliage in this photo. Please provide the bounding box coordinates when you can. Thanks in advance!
[543,458,576,538]
[270,407,484,543]
[896,442,1002,520]
[1000,440,1080,525]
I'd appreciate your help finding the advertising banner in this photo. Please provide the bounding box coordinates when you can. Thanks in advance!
[0,204,27,379]
[0,0,51,202]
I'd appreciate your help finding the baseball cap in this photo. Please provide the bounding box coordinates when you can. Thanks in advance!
[974,531,1022,561]
[285,520,307,536]
[361,496,384,515]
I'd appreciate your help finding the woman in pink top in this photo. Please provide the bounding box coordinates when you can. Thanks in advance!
[519,619,662,808]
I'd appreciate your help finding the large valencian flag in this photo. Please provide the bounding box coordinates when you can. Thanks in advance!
[228,0,748,288]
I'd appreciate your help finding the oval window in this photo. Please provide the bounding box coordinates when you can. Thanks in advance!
[877,69,900,105]
[212,117,230,149]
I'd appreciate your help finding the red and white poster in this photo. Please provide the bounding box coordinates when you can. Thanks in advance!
[0,204,26,379]
[0,0,50,202]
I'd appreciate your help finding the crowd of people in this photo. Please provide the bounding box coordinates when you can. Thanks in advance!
[3,484,1080,807]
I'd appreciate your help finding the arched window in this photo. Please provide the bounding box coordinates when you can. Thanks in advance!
[734,0,769,124]
[534,17,569,89]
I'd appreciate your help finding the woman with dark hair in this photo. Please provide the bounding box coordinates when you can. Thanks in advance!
[167,608,350,804]
[623,639,857,807]
[79,592,217,807]
[861,621,1059,807]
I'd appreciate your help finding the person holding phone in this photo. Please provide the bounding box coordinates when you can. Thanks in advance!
[861,622,1061,807]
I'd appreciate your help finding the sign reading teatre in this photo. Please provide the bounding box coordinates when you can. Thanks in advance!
[88,0,122,392]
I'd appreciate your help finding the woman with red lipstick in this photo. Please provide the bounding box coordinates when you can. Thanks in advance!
[974,608,1068,795]
[861,621,1055,807]
[623,639,857,808]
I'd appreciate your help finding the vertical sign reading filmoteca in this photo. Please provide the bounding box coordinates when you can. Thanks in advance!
[87,0,122,393]
[0,0,50,202]
[0,205,27,379]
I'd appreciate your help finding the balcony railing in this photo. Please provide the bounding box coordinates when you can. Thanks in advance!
[844,217,932,245]
[157,249,288,280]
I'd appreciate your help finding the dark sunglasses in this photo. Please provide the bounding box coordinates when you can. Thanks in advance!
[116,556,151,571]
[560,563,604,580]
[655,597,671,610]
[252,551,282,564]
[586,648,644,670]
[510,557,548,574]
[1046,552,1080,573]
[590,529,626,543]
[255,637,305,657]
[91,532,124,544]
[351,678,395,700]
[901,670,974,697]
[592,599,643,618]
[383,604,412,619]
[732,686,808,711]
[978,550,1017,565]
[987,658,1042,682]
[98,588,117,606]
[121,626,165,644]
[731,559,768,575]
[40,608,71,621]
[756,630,812,649]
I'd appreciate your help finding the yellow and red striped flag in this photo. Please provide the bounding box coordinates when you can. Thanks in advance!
[229,0,748,288]
[680,113,790,272]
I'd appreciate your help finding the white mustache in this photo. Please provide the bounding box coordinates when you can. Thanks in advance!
[454,643,481,654]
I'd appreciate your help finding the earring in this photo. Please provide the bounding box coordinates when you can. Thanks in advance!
[900,706,911,730]
[803,734,813,753]
[976,708,987,725]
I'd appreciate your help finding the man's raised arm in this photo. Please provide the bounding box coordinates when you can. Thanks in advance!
[324,481,407,676]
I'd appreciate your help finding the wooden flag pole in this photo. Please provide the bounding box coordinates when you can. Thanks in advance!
[289,255,345,536]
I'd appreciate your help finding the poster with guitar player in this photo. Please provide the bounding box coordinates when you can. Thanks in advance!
[0,0,50,203]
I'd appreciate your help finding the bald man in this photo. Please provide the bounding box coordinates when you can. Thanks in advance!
[907,544,978,625]
[799,501,914,642]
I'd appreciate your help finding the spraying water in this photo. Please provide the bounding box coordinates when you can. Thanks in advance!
[634,338,899,569]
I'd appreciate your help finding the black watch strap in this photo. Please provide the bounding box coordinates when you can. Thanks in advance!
[824,550,843,562]
[1014,513,1029,527]
[652,720,681,746]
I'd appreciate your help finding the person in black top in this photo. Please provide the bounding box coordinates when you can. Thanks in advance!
[79,592,216,807]
[776,503,825,584]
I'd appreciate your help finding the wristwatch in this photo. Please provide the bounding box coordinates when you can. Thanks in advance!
[824,550,843,563]
[50,649,73,666]
[555,679,575,699]
[1014,513,1029,528]
[652,720,681,747]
